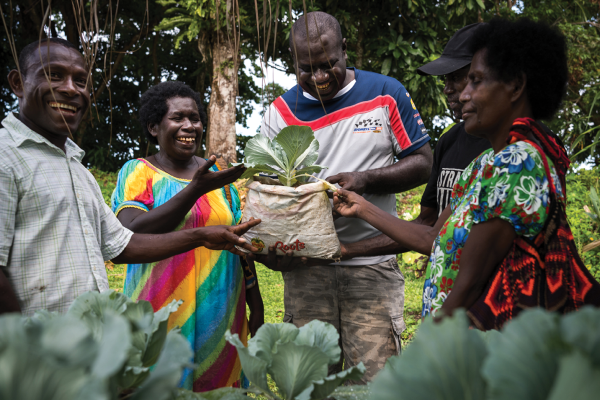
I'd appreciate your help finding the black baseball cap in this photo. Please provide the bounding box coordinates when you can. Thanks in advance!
[417,23,484,76]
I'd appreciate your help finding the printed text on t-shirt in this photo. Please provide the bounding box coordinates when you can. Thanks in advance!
[436,168,463,216]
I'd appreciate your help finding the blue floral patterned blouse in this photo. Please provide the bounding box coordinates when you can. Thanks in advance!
[421,141,564,317]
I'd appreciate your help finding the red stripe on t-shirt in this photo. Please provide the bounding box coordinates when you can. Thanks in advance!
[273,95,412,150]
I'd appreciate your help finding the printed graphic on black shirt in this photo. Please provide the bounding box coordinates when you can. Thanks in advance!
[436,168,464,216]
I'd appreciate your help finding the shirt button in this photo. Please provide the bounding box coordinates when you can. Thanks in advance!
[77,193,81,199]
[92,265,97,271]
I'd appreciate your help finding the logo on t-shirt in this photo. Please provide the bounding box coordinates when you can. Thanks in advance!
[437,168,464,216]
[353,118,383,134]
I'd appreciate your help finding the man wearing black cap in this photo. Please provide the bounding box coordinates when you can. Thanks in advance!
[416,23,491,221]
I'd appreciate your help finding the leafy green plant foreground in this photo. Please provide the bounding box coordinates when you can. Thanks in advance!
[226,320,366,400]
[566,167,600,280]
[363,307,600,400]
[0,290,193,400]
[233,126,328,187]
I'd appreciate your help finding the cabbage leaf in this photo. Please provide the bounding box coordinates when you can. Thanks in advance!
[233,125,327,187]
[226,320,365,400]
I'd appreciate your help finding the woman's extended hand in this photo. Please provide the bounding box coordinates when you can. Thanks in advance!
[198,218,261,255]
[333,189,367,219]
[191,155,246,195]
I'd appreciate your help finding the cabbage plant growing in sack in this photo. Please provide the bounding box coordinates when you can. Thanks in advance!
[225,320,365,400]
[233,126,341,260]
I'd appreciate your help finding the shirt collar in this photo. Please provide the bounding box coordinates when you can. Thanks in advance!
[303,79,356,101]
[2,112,85,162]
[300,67,358,102]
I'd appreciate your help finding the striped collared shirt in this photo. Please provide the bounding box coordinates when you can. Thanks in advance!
[0,113,133,315]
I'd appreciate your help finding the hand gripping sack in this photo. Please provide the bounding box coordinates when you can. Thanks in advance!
[240,180,342,260]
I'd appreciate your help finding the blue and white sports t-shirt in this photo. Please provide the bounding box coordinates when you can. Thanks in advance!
[261,68,430,266]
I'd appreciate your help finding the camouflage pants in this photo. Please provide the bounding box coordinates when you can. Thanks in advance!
[282,258,406,384]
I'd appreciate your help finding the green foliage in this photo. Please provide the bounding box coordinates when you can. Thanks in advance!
[234,126,327,186]
[90,169,119,206]
[371,311,487,400]
[565,167,600,279]
[364,307,600,400]
[0,290,192,400]
[226,320,365,400]
[582,186,600,253]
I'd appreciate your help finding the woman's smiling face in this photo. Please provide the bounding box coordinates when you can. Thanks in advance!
[150,96,203,162]
[459,49,515,140]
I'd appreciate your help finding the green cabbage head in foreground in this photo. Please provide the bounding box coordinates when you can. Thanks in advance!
[226,320,365,400]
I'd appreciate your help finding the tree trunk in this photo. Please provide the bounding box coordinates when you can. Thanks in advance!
[206,29,239,165]
[56,0,79,47]
[355,21,364,69]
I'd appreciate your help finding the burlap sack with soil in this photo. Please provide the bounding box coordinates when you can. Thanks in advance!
[240,180,341,260]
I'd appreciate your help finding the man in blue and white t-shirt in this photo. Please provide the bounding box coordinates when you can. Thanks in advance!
[259,11,432,382]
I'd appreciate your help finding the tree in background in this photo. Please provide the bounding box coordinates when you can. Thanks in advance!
[156,0,240,165]
[155,0,294,165]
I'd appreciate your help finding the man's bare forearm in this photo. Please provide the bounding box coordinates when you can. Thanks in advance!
[0,267,21,314]
[112,219,260,264]
[342,234,406,260]
[112,230,206,264]
[363,144,433,194]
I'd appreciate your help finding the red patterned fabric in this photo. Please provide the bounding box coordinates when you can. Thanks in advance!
[468,118,600,330]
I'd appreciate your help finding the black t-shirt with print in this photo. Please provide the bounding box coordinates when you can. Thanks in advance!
[421,122,491,216]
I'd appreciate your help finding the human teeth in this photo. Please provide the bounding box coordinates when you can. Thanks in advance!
[177,138,195,143]
[49,102,77,111]
[316,83,330,89]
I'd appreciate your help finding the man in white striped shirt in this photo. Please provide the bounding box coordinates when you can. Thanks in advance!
[0,39,259,315]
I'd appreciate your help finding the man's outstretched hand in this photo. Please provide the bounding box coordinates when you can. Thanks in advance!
[199,218,261,256]
[327,171,368,195]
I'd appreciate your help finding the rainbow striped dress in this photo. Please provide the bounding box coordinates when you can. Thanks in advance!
[111,158,248,391]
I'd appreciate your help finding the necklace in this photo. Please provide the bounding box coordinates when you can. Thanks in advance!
[153,152,200,177]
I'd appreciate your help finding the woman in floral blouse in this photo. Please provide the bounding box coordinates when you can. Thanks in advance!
[333,17,600,329]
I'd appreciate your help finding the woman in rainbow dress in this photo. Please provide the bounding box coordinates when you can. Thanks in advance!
[112,81,264,391]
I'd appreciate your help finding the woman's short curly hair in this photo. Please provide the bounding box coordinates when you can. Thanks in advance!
[470,17,568,120]
[139,81,206,144]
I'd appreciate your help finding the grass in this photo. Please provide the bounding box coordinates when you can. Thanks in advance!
[105,261,125,293]
[252,265,285,324]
